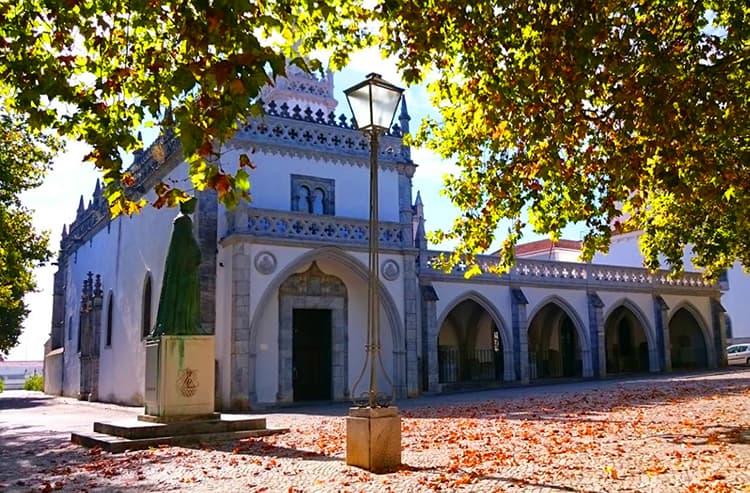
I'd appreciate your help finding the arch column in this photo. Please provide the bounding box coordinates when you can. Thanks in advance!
[402,253,419,397]
[587,292,606,378]
[420,284,440,393]
[229,242,254,410]
[511,288,529,384]
[711,298,727,367]
[653,296,670,372]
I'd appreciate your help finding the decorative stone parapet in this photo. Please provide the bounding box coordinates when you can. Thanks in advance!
[232,101,413,169]
[226,207,405,248]
[420,252,718,292]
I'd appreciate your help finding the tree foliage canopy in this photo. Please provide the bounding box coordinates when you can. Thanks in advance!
[0,0,370,212]
[378,1,749,277]
[1,0,748,278]
[0,113,61,355]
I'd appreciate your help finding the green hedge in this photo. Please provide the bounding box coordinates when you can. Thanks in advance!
[23,374,43,391]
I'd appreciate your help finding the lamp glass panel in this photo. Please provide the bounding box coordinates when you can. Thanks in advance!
[346,85,374,130]
[370,84,402,130]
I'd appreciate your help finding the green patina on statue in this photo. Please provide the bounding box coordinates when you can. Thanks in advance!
[150,197,207,337]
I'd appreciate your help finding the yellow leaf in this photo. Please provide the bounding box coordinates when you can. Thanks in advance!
[604,465,619,480]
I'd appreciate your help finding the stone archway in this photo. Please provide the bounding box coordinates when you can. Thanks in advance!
[669,307,708,370]
[604,306,650,374]
[528,304,583,379]
[436,299,506,385]
[278,261,348,403]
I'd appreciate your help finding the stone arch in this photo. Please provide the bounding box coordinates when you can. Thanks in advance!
[527,295,591,379]
[436,291,513,382]
[668,302,712,370]
[603,299,656,373]
[277,261,347,402]
[242,246,405,403]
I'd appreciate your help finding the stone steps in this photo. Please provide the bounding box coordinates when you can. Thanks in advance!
[71,415,288,453]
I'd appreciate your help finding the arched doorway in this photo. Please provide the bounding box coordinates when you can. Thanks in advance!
[669,307,708,369]
[437,299,504,385]
[278,261,348,402]
[604,306,650,374]
[528,303,582,379]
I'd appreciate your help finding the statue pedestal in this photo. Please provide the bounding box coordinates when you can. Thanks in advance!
[346,406,401,473]
[144,335,215,421]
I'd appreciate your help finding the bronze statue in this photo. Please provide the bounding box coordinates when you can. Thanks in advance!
[150,198,207,337]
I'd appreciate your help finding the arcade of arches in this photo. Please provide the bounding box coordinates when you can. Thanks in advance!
[434,298,715,388]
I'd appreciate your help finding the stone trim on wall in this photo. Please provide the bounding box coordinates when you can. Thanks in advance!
[653,295,670,372]
[510,288,529,384]
[587,292,605,378]
[420,284,440,393]
[197,189,218,334]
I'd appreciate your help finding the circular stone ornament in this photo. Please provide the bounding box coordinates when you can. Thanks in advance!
[254,251,277,275]
[381,259,400,281]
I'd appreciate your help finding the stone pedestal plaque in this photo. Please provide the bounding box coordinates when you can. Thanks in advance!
[144,335,215,421]
[346,406,401,473]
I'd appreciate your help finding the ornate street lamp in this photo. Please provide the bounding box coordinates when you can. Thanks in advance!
[344,73,404,472]
[345,73,404,408]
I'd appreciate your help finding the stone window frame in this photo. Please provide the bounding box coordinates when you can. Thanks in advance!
[141,272,153,339]
[105,291,114,347]
[290,174,335,215]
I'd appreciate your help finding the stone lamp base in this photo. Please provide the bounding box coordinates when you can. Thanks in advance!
[144,335,215,421]
[346,406,401,473]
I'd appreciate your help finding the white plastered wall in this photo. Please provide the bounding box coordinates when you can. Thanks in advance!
[219,148,402,222]
[62,164,189,404]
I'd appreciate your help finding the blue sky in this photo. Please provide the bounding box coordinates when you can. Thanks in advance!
[11,48,573,361]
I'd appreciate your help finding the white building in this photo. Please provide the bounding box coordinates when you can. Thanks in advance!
[43,70,727,408]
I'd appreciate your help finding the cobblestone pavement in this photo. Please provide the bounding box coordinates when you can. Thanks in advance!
[1,369,749,492]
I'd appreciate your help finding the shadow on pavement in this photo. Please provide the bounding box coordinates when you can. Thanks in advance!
[0,392,55,411]
[188,438,342,462]
[402,373,750,420]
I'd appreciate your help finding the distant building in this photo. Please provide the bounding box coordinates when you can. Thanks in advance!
[0,361,43,390]
[509,239,583,263]
[43,68,727,409]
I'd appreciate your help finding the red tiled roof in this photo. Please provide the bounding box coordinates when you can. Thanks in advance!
[489,238,582,257]
[0,360,43,368]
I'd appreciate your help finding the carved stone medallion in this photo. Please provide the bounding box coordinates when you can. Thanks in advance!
[381,259,400,281]
[254,251,277,275]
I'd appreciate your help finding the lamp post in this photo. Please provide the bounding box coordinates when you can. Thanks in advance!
[344,73,404,472]
[344,72,404,408]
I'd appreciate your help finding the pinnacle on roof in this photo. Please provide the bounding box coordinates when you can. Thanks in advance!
[399,97,411,134]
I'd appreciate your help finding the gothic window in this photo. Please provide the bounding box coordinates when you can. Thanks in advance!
[77,316,82,353]
[141,273,152,339]
[311,188,325,214]
[291,175,335,215]
[105,292,113,347]
[67,316,72,341]
[296,185,310,212]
